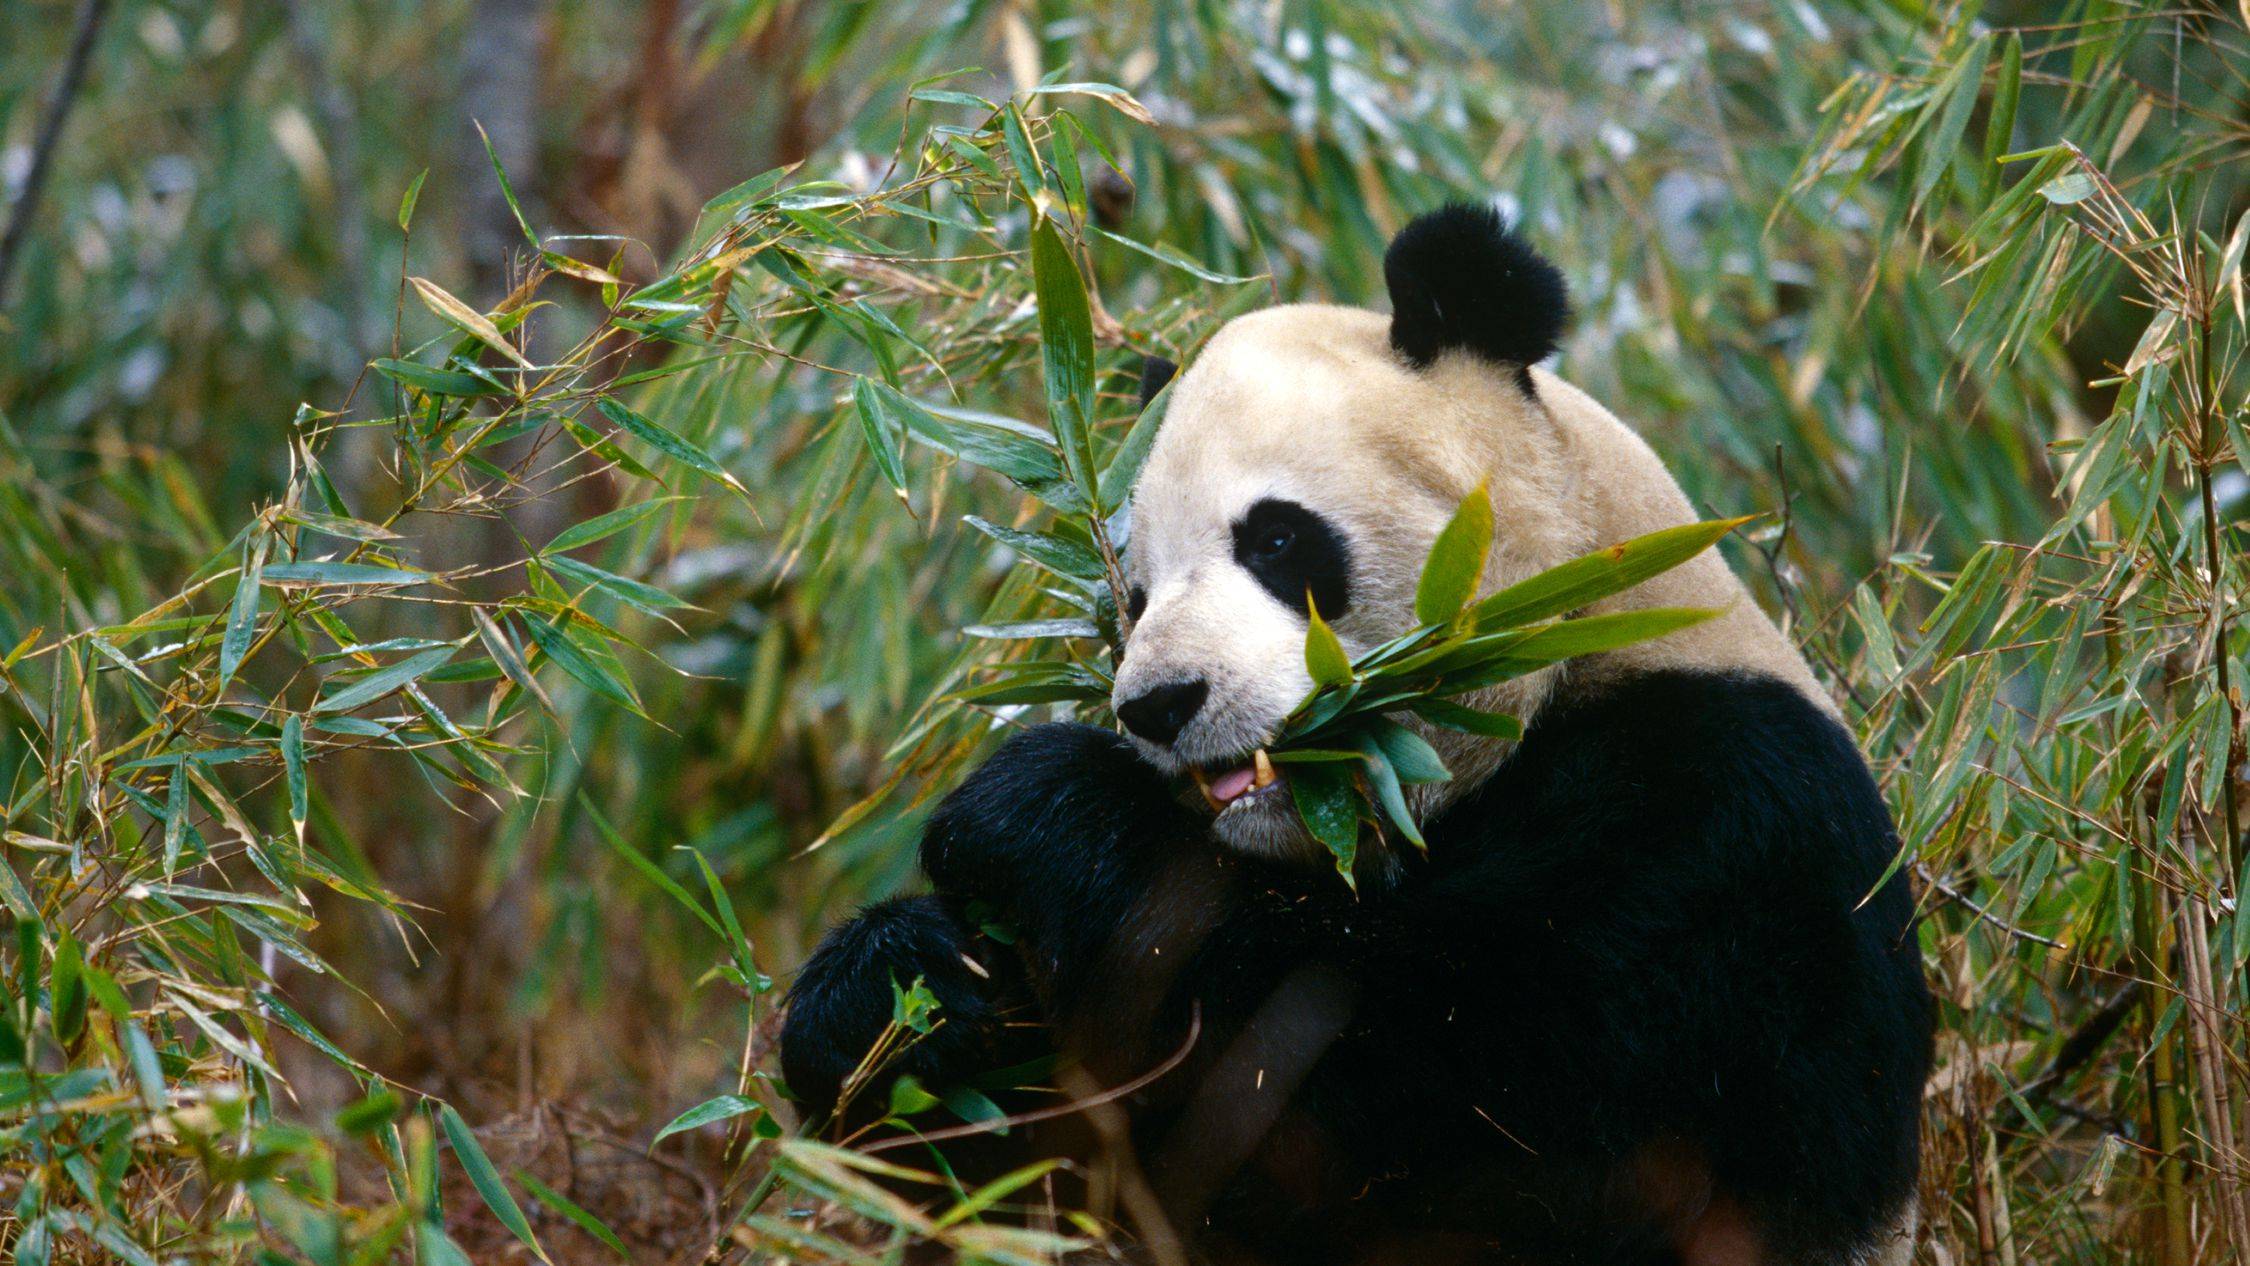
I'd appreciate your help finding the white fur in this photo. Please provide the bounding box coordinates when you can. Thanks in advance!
[1115,304,1827,863]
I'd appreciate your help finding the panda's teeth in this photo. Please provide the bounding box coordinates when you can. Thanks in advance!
[1252,750,1275,788]
[1188,766,1225,813]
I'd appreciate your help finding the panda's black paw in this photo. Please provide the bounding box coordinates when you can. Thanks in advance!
[920,723,1192,897]
[780,896,1022,1121]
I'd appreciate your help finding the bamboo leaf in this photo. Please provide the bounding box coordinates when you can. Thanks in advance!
[260,561,432,586]
[522,615,643,713]
[1289,761,1361,886]
[1408,698,1523,739]
[517,1171,631,1260]
[1469,518,1750,631]
[595,398,746,495]
[314,647,456,714]
[652,1094,763,1147]
[439,1104,552,1265]
[543,497,683,555]
[1416,484,1494,626]
[851,377,914,506]
[218,533,267,689]
[1029,214,1100,500]
[282,714,307,847]
[398,168,428,231]
[1350,742,1422,849]
[1304,599,1353,687]
[964,515,1105,580]
[373,357,507,398]
[410,276,534,369]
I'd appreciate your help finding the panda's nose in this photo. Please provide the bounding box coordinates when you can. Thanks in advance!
[1116,679,1208,746]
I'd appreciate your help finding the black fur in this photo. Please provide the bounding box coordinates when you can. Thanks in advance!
[1231,498,1353,619]
[1385,202,1570,382]
[784,672,1933,1263]
[780,894,1041,1119]
[1140,355,1180,410]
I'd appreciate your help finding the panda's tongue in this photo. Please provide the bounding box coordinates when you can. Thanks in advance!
[1208,765,1259,805]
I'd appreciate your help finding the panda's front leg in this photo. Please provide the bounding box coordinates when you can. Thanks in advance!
[779,894,1040,1123]
[782,723,1217,1119]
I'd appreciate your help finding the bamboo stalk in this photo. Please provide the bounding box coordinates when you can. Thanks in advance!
[2140,863,2194,1266]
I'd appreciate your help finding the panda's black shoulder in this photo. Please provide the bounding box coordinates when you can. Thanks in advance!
[1472,669,1895,879]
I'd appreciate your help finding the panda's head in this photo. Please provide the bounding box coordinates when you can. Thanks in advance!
[1113,204,1593,861]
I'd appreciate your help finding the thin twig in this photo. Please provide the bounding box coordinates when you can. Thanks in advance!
[861,1006,1203,1154]
[0,0,112,306]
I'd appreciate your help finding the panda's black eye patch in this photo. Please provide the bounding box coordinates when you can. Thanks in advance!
[1232,499,1350,618]
[1125,585,1148,621]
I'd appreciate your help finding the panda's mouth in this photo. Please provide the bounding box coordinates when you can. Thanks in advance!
[1189,749,1282,815]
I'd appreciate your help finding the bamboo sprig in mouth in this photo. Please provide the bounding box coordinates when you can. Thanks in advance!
[1251,487,1752,885]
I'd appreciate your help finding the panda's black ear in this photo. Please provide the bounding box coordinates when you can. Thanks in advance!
[1384,202,1569,378]
[1137,355,1179,411]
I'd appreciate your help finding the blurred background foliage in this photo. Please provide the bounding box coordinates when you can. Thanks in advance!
[0,0,2245,1261]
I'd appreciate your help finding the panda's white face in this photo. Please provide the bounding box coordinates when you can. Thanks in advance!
[1115,304,1588,863]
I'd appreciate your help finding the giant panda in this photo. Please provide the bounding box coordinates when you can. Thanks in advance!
[781,203,1934,1266]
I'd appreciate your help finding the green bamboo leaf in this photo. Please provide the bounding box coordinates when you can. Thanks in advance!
[517,1171,631,1260]
[161,765,191,873]
[314,647,456,714]
[1304,599,1353,688]
[522,615,643,713]
[1029,214,1100,500]
[545,556,692,616]
[1913,34,1989,211]
[595,398,745,496]
[282,714,308,846]
[439,1103,552,1265]
[472,609,550,711]
[1289,760,1361,886]
[49,932,86,1046]
[851,378,914,506]
[652,1094,763,1146]
[963,618,1102,640]
[1470,517,1750,631]
[889,1074,942,1116]
[1096,366,1173,512]
[474,120,539,248]
[1351,738,1423,851]
[544,497,683,555]
[1089,225,1258,284]
[219,533,267,689]
[1408,698,1523,739]
[964,515,1105,580]
[888,393,1078,507]
[1000,103,1045,199]
[372,357,507,398]
[1364,718,1451,784]
[1979,36,2023,203]
[123,1021,165,1110]
[1474,607,1718,672]
[558,410,661,481]
[580,792,724,938]
[260,561,432,586]
[1416,485,1494,625]
[337,1089,404,1134]
[398,168,428,231]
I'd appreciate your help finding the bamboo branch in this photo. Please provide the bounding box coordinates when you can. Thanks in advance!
[0,0,112,306]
